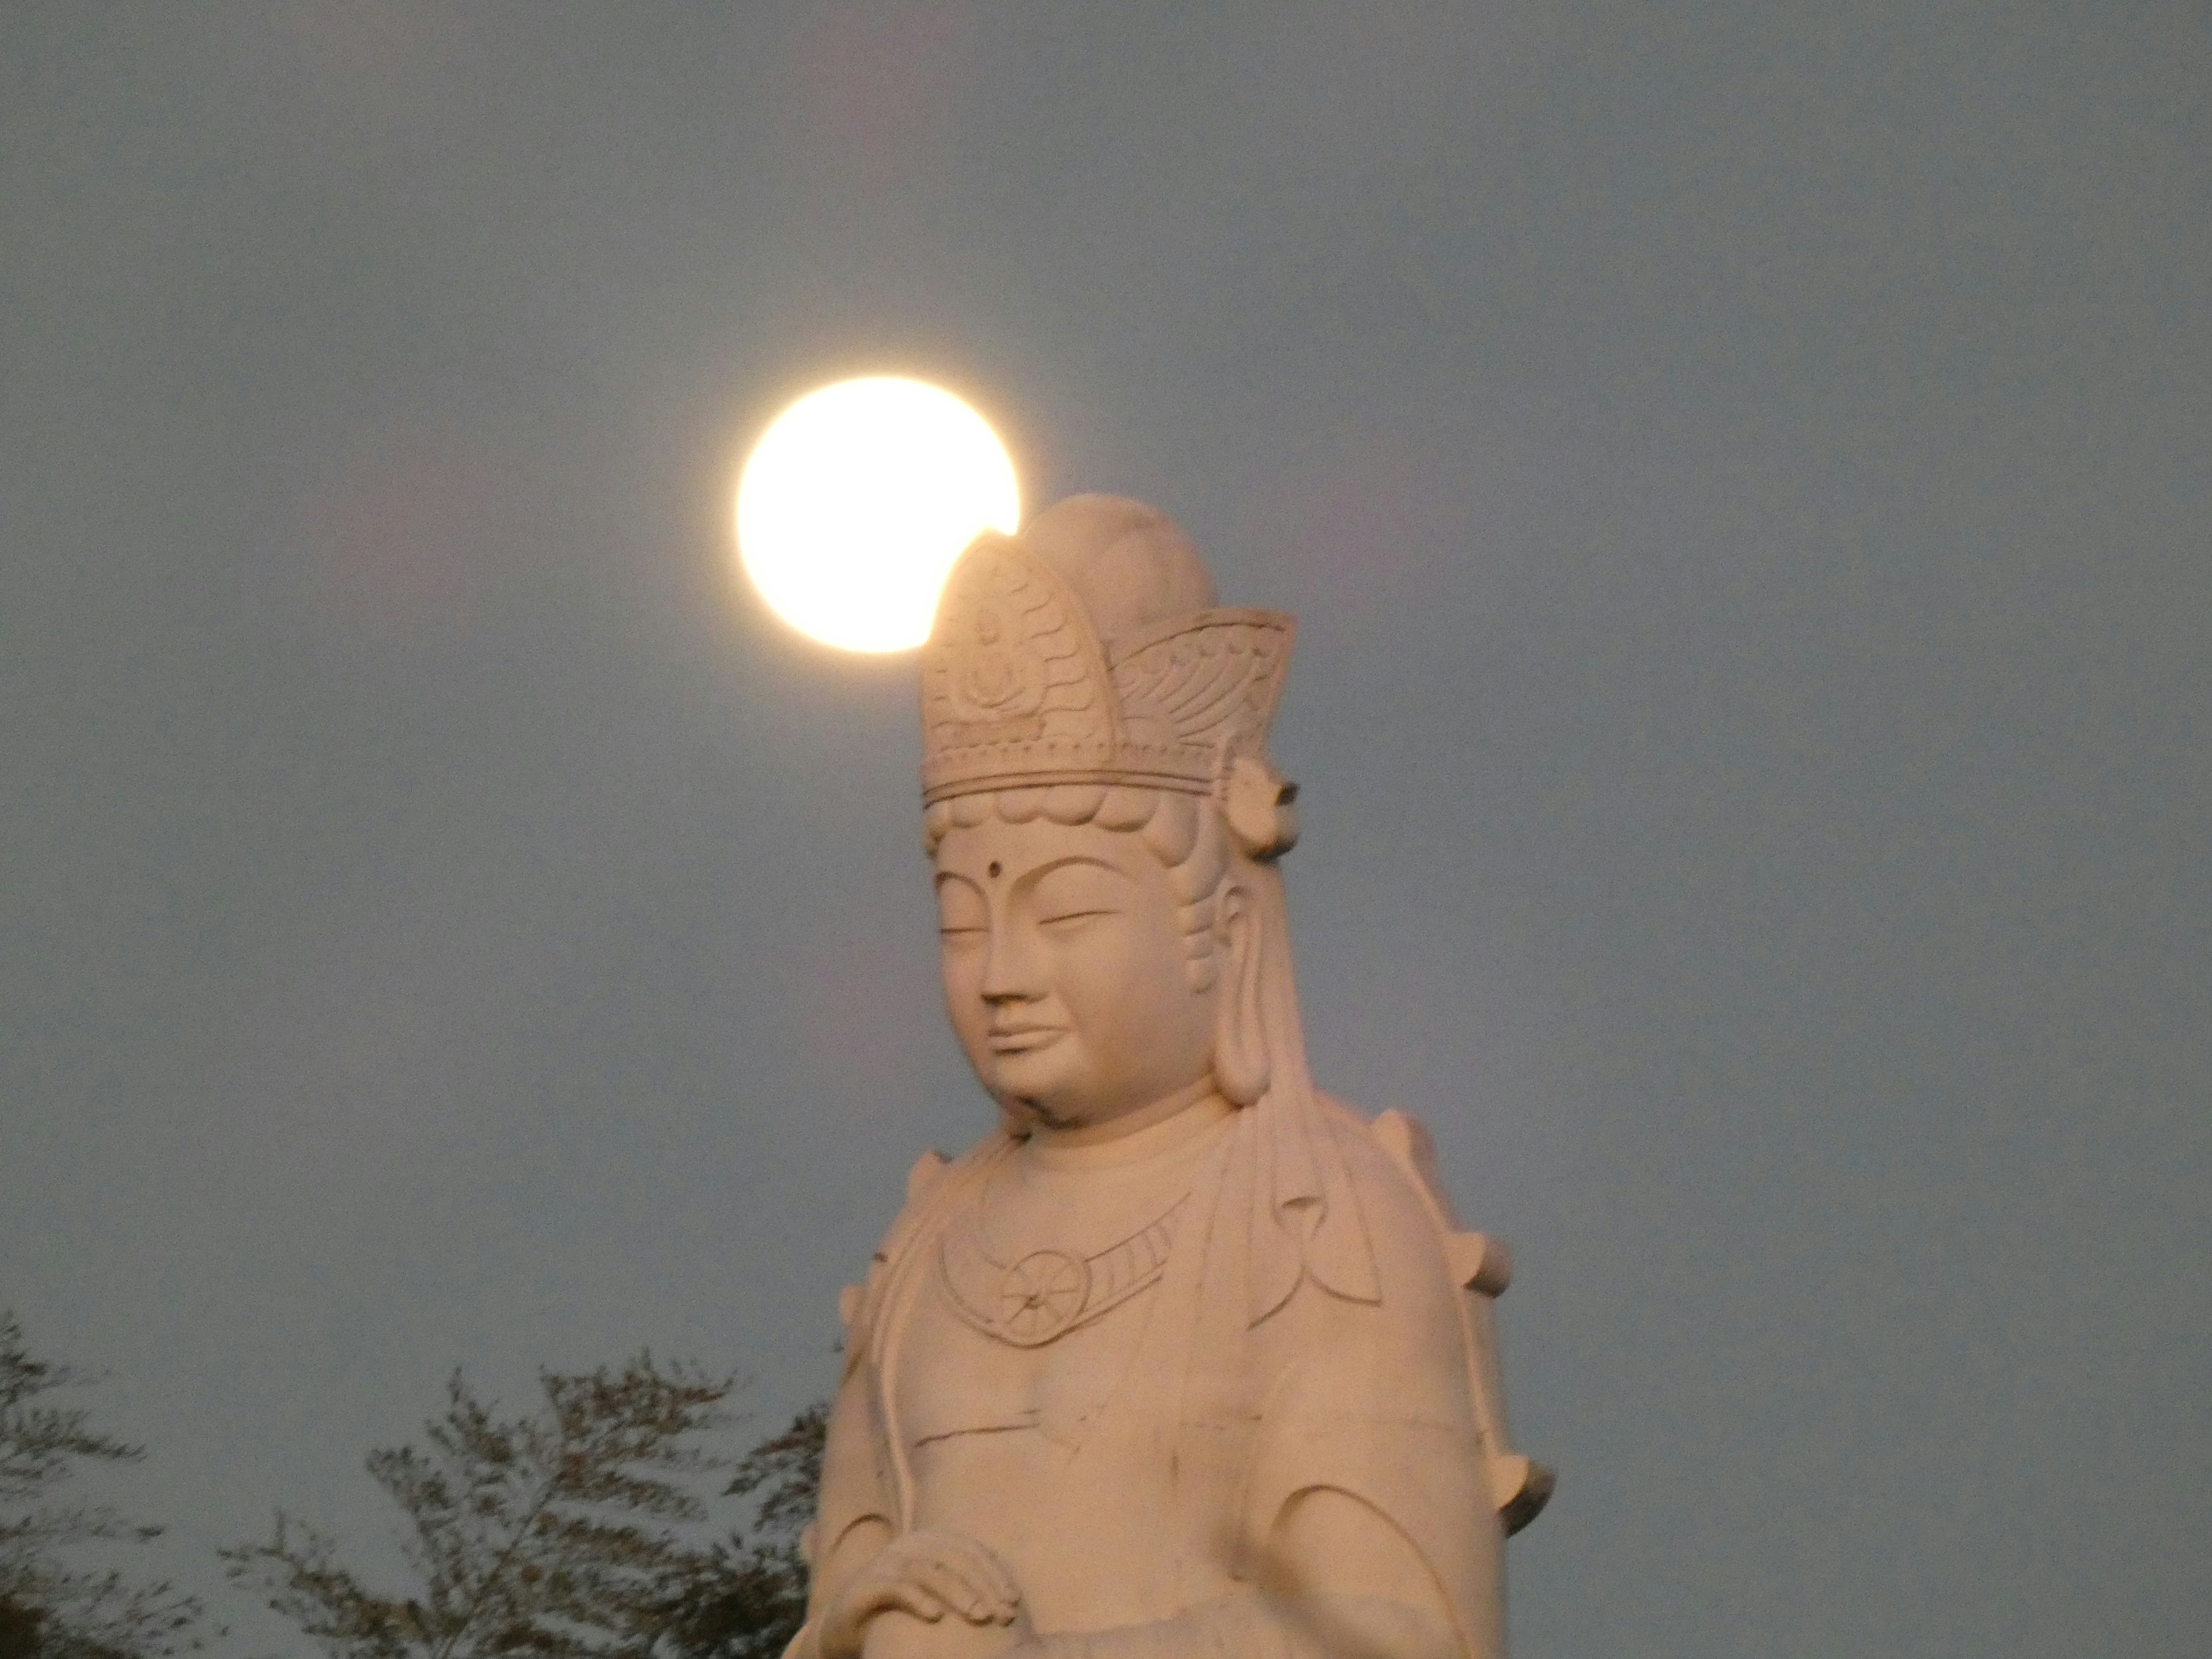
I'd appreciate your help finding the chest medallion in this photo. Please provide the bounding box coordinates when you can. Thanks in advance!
[938,1188,1191,1348]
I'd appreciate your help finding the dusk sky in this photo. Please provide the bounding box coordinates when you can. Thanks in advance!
[3,5,2206,1656]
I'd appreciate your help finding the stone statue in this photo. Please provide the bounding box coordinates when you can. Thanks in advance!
[787,497,1550,1659]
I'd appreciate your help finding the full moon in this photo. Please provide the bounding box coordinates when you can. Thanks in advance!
[736,377,1020,653]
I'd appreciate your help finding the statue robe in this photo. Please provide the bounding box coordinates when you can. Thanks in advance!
[801,1092,1509,1659]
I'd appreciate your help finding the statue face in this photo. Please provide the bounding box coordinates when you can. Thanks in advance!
[932,810,1217,1136]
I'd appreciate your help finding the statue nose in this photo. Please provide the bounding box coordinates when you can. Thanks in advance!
[980,916,1045,1001]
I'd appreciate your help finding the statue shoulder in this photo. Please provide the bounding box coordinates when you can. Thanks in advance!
[1312,1094,1551,1534]
[1316,1095,1516,1294]
[881,1131,1007,1255]
[833,1131,1011,1366]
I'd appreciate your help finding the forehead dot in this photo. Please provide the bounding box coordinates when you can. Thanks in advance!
[987,860,1003,879]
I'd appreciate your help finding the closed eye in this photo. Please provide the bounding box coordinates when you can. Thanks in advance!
[1039,908,1118,928]
[934,872,987,937]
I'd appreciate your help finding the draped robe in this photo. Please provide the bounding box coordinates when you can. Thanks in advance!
[797,1088,1509,1659]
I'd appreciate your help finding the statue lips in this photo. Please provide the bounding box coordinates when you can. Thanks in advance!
[984,1022,1066,1056]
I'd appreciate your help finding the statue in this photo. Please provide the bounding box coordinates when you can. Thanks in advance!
[786,497,1550,1659]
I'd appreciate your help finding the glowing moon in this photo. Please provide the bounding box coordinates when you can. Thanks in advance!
[736,377,1020,652]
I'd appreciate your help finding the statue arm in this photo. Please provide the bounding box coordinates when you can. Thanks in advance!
[783,1354,895,1659]
[792,1147,1024,1659]
[1257,1486,1469,1659]
[789,1358,1019,1659]
[786,1394,1023,1659]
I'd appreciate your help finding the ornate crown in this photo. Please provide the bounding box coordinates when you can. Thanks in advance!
[919,528,1294,806]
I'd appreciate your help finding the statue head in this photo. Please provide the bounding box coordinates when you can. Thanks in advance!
[919,495,1301,1141]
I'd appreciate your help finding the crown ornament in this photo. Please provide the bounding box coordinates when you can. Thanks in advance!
[919,527,1295,810]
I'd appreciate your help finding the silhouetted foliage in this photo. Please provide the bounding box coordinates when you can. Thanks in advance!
[658,1405,823,1659]
[225,1358,821,1659]
[0,1313,205,1659]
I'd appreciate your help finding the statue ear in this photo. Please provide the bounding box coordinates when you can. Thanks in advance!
[1212,880,1270,1105]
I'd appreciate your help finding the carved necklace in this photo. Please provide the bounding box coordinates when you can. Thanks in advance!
[937,1171,1190,1349]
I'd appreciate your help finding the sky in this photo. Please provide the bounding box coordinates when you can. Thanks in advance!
[2,3,2206,1656]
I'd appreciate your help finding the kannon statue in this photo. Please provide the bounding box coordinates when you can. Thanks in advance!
[787,495,1550,1659]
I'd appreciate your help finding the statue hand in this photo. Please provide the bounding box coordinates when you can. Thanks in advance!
[820,1529,1024,1659]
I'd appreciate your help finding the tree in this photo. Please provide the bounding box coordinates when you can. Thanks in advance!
[225,1357,821,1659]
[666,1404,820,1659]
[0,1312,206,1659]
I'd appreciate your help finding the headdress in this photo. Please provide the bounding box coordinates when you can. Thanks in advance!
[919,498,1295,810]
[915,495,1374,1319]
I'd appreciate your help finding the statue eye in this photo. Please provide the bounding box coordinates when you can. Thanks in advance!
[935,878,987,936]
[1029,863,1127,929]
[1038,906,1116,930]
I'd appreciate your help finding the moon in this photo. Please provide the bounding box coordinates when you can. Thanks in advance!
[736,377,1020,653]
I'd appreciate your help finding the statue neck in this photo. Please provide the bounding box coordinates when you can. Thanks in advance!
[1020,1075,1231,1167]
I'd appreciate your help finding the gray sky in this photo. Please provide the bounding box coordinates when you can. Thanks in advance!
[3,3,2206,1655]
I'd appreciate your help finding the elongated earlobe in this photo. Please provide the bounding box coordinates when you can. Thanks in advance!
[1213,881,1270,1105]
